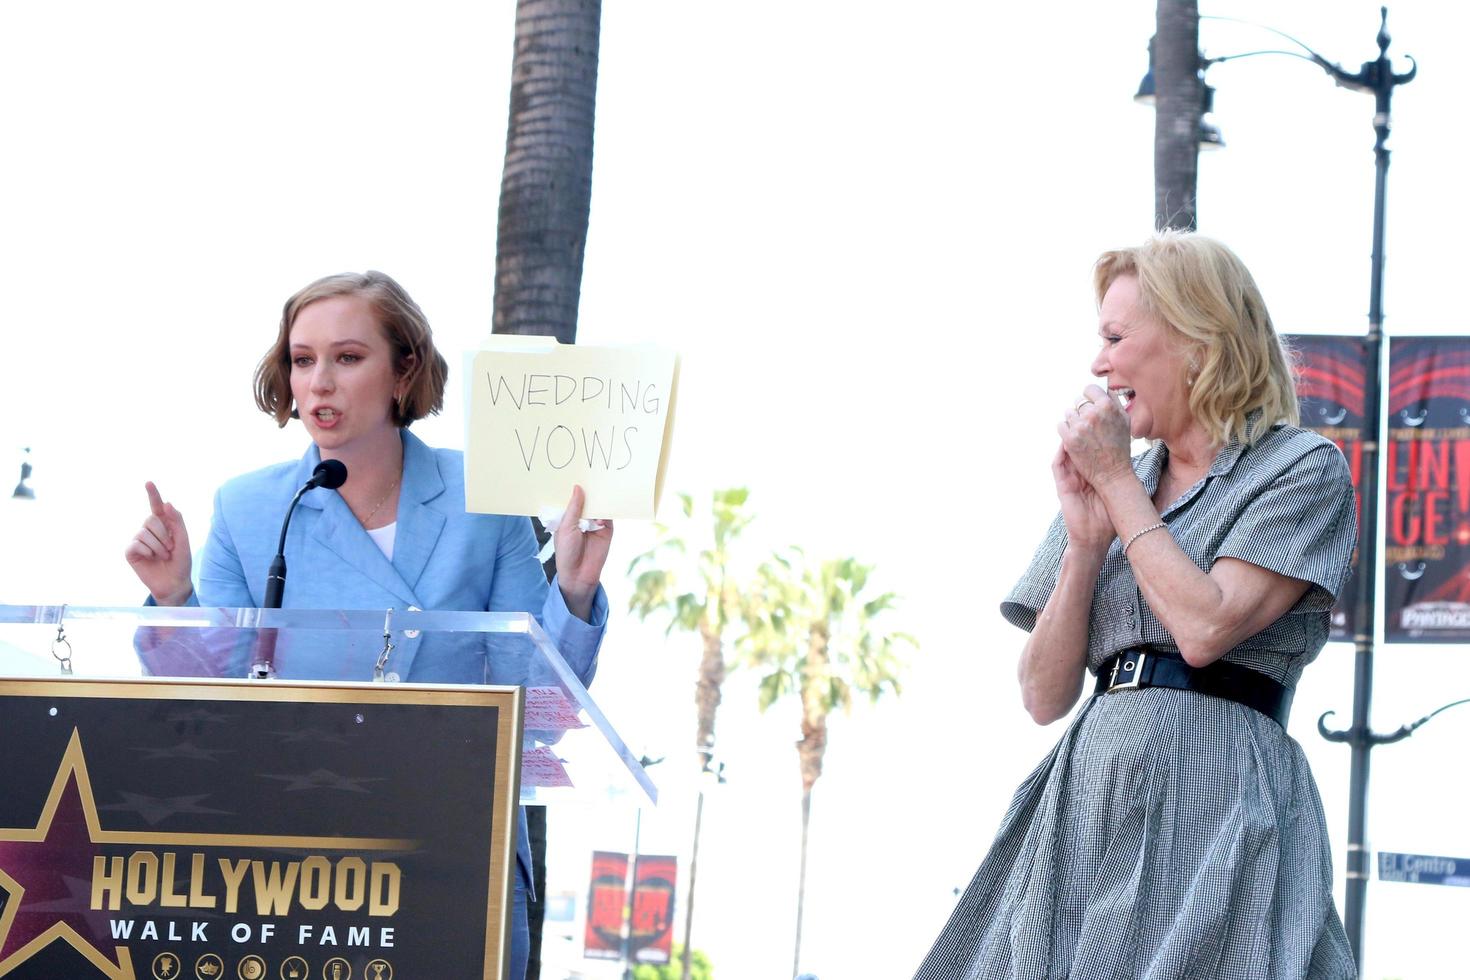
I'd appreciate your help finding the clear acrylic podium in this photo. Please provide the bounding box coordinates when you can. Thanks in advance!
[0,604,656,807]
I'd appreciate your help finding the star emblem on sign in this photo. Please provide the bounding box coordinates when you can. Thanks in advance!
[97,792,232,827]
[163,709,231,726]
[0,733,136,979]
[264,729,352,745]
[0,731,418,980]
[131,741,233,762]
[259,769,385,793]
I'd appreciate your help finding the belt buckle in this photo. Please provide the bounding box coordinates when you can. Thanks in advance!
[1106,651,1147,692]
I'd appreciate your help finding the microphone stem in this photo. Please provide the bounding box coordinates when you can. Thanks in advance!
[276,485,310,555]
[265,485,311,610]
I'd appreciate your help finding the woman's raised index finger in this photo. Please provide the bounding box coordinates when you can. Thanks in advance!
[145,481,167,517]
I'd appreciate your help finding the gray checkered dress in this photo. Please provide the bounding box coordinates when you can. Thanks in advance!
[916,419,1358,980]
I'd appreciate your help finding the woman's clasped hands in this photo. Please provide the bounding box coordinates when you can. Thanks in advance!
[1054,384,1133,551]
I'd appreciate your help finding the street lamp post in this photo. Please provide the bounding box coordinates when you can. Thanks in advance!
[621,754,665,980]
[679,758,725,980]
[1137,7,1417,970]
[1301,12,1415,967]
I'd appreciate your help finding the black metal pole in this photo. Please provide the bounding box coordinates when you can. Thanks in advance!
[1341,71,1393,966]
[621,807,643,980]
[1312,9,1415,972]
[679,789,704,980]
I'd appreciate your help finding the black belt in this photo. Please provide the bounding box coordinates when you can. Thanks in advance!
[1094,649,1293,727]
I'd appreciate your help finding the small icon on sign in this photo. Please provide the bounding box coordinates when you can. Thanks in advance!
[238,954,268,979]
[365,960,393,980]
[153,952,181,979]
[195,953,224,978]
[279,955,309,979]
[322,957,352,980]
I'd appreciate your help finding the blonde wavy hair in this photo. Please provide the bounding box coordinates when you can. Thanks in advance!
[1093,230,1298,446]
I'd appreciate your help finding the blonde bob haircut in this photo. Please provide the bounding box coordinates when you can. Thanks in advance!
[1093,230,1298,447]
[253,271,449,428]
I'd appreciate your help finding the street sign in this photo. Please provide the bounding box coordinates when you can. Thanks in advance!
[1378,851,1470,887]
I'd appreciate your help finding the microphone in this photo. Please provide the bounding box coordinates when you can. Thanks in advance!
[262,460,348,609]
[306,458,348,491]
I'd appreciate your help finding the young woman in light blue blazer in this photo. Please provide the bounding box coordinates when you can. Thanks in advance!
[125,270,613,980]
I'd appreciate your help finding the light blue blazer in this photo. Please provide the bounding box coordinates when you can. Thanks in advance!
[168,428,606,891]
[196,428,606,679]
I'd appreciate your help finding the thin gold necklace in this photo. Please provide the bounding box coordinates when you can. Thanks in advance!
[360,478,398,527]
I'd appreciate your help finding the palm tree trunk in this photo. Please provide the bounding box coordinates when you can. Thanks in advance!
[792,624,829,977]
[494,0,602,341]
[694,617,725,771]
[494,11,603,974]
[1153,0,1201,230]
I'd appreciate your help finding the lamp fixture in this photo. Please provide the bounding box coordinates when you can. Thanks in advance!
[11,448,34,500]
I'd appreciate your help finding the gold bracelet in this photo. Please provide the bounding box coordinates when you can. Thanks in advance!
[1122,521,1168,556]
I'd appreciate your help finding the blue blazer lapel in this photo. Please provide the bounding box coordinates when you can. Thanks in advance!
[309,497,420,607]
[392,432,447,596]
[297,442,422,609]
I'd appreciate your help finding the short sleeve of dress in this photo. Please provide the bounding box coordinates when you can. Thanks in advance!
[1000,512,1069,632]
[1213,441,1356,612]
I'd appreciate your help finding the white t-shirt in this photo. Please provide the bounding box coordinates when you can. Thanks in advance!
[366,521,397,561]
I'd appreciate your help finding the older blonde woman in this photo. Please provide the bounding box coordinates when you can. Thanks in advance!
[917,232,1356,980]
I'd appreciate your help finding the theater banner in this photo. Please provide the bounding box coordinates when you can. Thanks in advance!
[629,855,676,965]
[0,678,522,980]
[1384,337,1470,641]
[582,851,627,960]
[1290,335,1368,639]
[580,852,676,965]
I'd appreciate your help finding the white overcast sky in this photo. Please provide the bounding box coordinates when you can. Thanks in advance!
[2,2,1468,978]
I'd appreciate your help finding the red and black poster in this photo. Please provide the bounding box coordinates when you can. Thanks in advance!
[583,851,627,960]
[1384,337,1470,641]
[1290,334,1369,639]
[630,855,676,964]
[0,677,522,980]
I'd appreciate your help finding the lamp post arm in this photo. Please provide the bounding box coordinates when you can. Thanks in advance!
[1202,8,1416,94]
[1201,14,1324,57]
[1206,49,1334,69]
[1399,697,1470,736]
[1319,697,1470,747]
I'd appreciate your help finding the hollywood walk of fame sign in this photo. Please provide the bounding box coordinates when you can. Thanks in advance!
[0,678,523,980]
